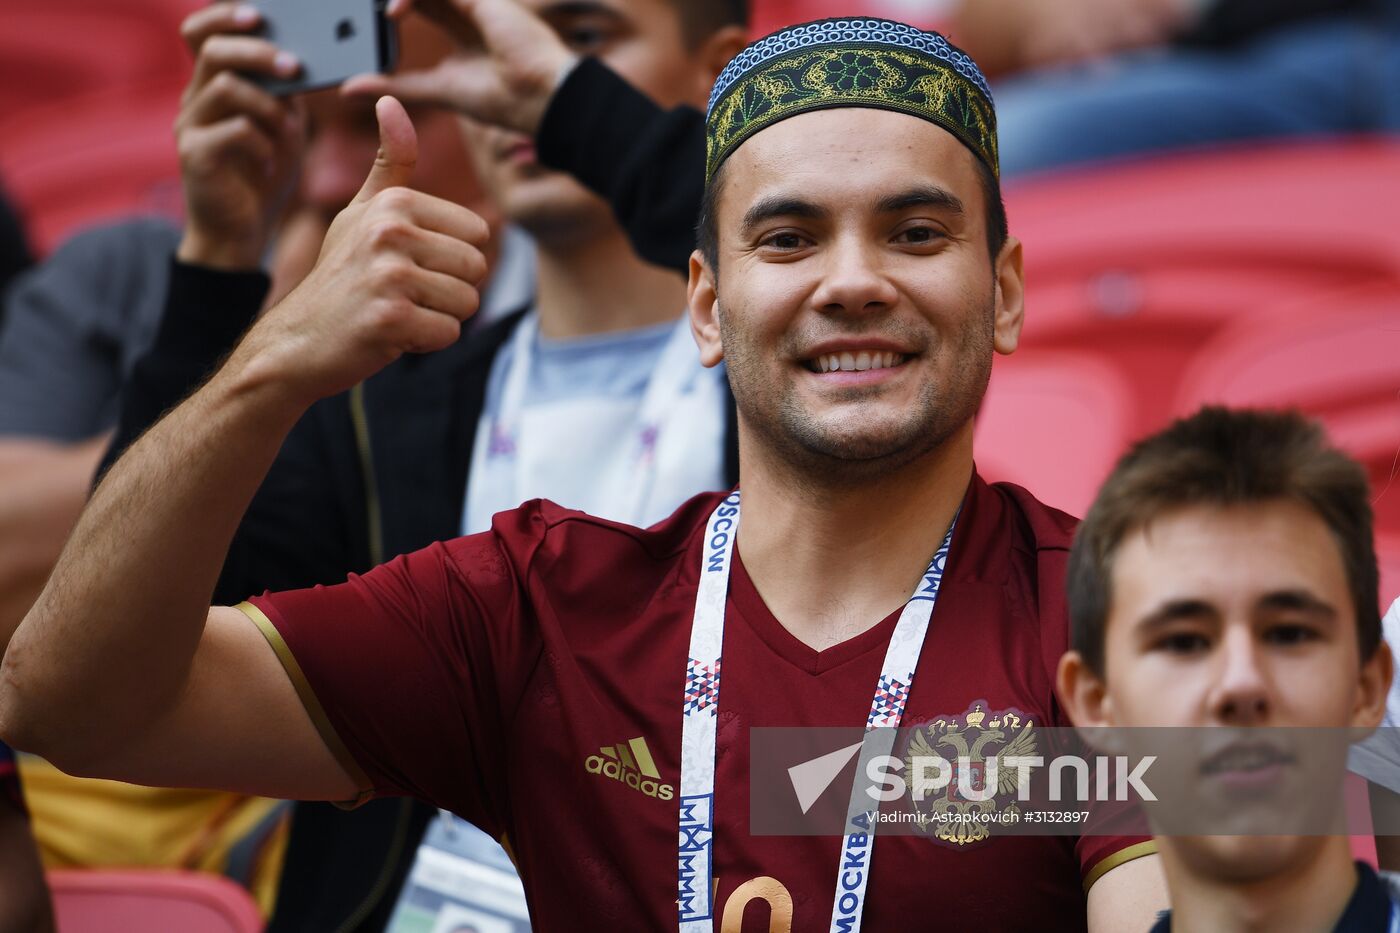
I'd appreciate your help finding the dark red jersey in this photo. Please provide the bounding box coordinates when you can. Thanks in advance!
[245,473,1151,931]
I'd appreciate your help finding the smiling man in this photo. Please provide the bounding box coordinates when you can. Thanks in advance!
[1058,407,1396,932]
[1,19,1165,932]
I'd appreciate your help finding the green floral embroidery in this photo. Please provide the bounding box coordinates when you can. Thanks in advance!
[706,46,998,182]
[826,52,882,91]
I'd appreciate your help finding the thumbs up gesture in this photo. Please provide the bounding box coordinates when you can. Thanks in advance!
[234,97,489,406]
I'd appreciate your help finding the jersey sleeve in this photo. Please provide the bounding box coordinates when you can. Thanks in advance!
[1077,830,1157,892]
[239,503,548,837]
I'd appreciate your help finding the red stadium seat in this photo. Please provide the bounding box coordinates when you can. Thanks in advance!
[975,350,1134,518]
[0,83,185,254]
[1173,285,1400,533]
[0,9,191,120]
[1007,140,1400,433]
[48,869,263,933]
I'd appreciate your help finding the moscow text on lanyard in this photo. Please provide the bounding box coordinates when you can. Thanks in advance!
[678,491,958,933]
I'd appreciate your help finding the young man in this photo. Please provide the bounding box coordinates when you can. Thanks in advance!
[94,3,745,927]
[1057,407,1396,931]
[1,19,1165,931]
[0,9,515,925]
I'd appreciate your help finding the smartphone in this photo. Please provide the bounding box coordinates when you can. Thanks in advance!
[249,0,398,96]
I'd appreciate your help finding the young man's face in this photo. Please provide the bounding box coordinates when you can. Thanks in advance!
[1060,499,1391,880]
[1094,500,1384,730]
[689,108,1023,476]
[462,0,736,245]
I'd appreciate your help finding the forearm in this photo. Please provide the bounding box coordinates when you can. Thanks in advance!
[0,355,305,769]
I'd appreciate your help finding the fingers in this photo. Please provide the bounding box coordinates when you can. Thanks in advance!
[341,64,465,109]
[355,97,419,202]
[179,117,278,172]
[180,70,291,139]
[361,202,489,280]
[405,226,490,284]
[400,303,469,355]
[403,192,491,245]
[405,265,482,321]
[396,0,486,48]
[189,34,299,100]
[180,2,262,54]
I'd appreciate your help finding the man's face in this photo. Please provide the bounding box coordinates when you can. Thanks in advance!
[461,0,718,244]
[1101,500,1375,729]
[693,108,1021,476]
[1078,500,1390,881]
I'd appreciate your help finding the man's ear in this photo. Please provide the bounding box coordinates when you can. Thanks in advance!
[1353,640,1394,731]
[688,250,724,368]
[993,236,1025,357]
[1057,651,1115,728]
[694,25,749,97]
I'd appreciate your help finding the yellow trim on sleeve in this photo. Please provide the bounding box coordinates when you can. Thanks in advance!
[236,601,376,809]
[1083,839,1159,892]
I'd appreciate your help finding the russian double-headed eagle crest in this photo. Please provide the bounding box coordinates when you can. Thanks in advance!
[904,700,1038,846]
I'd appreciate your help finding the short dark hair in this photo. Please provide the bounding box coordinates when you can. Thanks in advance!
[1067,406,1381,677]
[696,148,1008,275]
[668,0,747,48]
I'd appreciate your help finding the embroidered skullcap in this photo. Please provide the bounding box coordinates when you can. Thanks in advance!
[705,18,998,183]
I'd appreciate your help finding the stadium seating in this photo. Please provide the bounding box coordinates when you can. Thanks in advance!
[975,349,1134,518]
[1007,140,1400,433]
[1174,285,1400,534]
[0,9,189,119]
[0,83,185,255]
[47,869,263,933]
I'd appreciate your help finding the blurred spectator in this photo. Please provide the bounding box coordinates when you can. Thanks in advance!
[1058,408,1395,929]
[108,1,746,927]
[0,7,524,924]
[949,0,1400,175]
[0,738,52,933]
[0,185,31,309]
[0,218,177,666]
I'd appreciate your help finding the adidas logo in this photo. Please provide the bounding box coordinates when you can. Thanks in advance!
[585,736,675,800]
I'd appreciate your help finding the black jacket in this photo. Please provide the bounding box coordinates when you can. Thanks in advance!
[104,57,728,933]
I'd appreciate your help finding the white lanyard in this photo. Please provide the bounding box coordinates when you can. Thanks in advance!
[677,492,958,932]
[466,311,703,533]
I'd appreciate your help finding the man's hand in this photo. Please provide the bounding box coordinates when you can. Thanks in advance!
[175,2,306,270]
[341,0,577,137]
[227,96,489,408]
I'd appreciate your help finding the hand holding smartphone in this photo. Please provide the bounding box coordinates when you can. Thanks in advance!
[249,0,398,96]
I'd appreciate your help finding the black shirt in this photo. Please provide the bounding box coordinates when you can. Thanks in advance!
[1150,862,1397,932]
